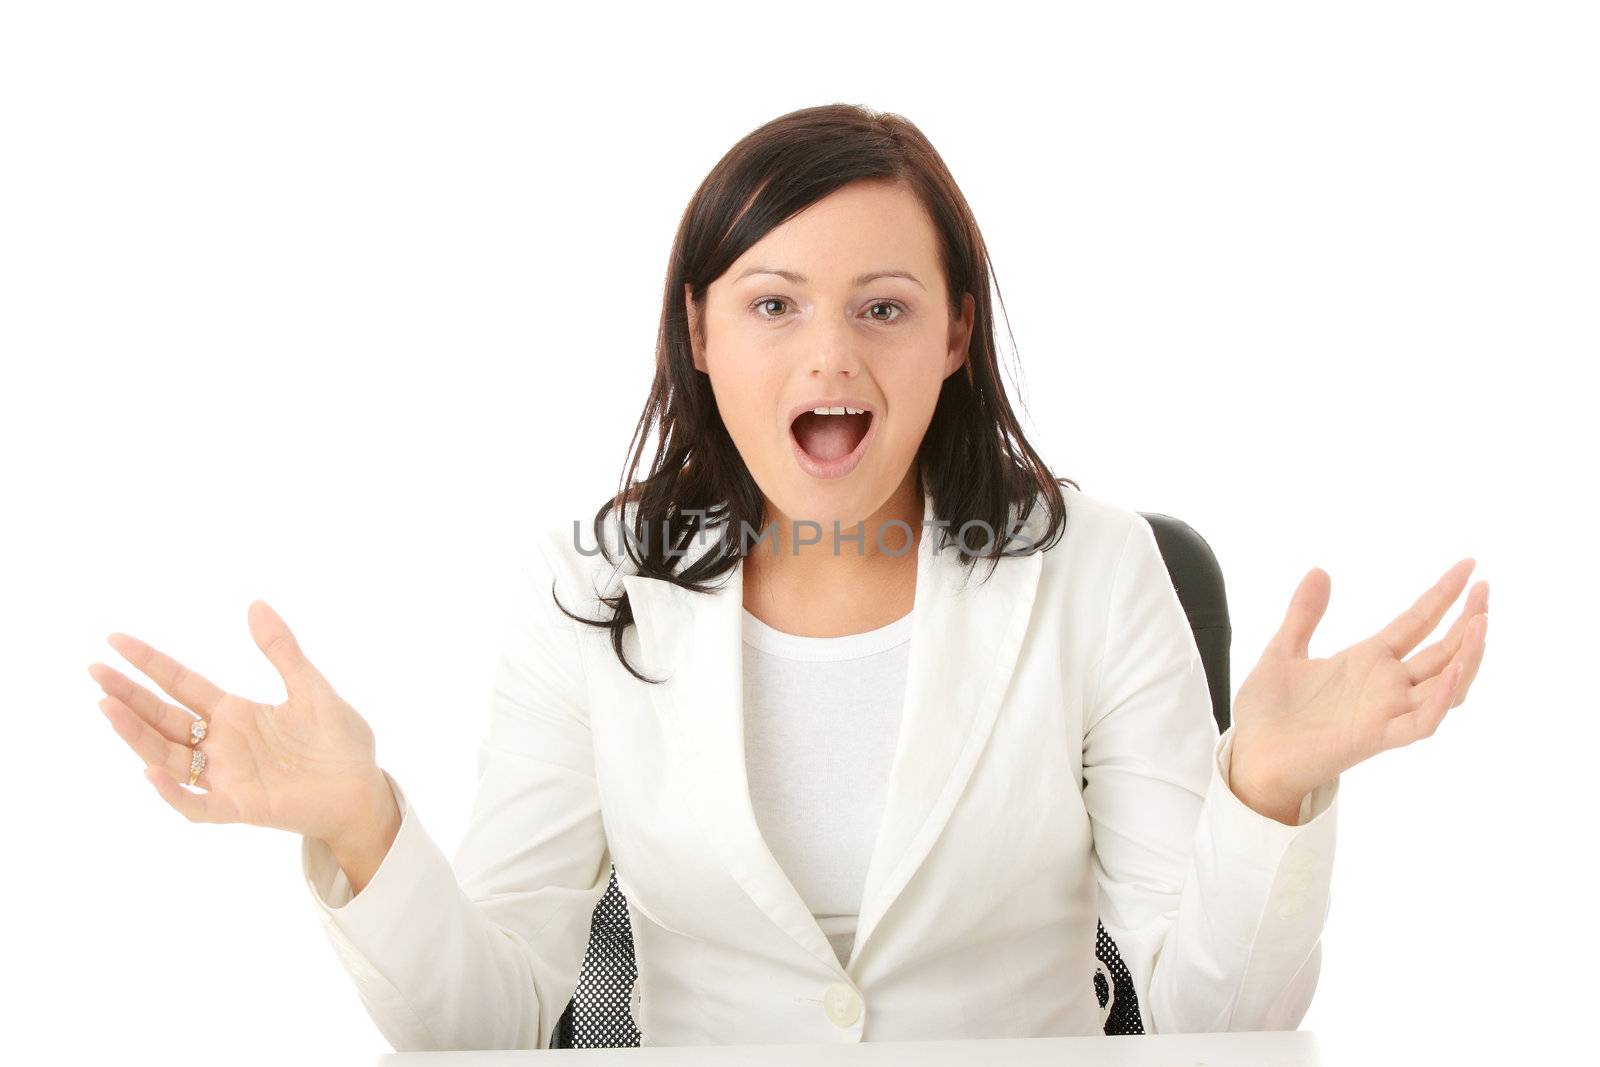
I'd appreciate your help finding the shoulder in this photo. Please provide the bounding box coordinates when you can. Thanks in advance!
[1021,484,1172,634]
[513,493,634,623]
[1032,483,1152,574]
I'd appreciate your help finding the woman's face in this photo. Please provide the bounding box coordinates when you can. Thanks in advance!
[687,179,975,538]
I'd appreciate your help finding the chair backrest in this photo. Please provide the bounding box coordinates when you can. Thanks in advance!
[551,511,1231,1047]
[1139,512,1232,734]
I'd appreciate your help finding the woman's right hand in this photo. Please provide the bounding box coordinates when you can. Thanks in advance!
[89,599,396,853]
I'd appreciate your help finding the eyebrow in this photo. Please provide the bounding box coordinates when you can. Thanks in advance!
[733,266,926,291]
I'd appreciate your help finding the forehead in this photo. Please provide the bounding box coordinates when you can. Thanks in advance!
[722,181,942,290]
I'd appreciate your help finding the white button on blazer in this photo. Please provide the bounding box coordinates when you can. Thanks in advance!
[301,483,1339,1051]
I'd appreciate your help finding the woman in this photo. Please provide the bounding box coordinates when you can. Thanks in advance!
[89,104,1489,1051]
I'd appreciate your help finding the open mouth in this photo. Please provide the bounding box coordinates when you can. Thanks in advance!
[789,408,877,479]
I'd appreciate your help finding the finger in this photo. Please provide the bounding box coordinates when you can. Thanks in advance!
[88,662,203,746]
[105,632,228,717]
[143,764,227,824]
[248,599,331,700]
[1444,613,1489,709]
[1375,558,1475,659]
[98,694,205,786]
[1266,567,1332,659]
[1404,580,1489,685]
[1383,661,1462,750]
[1402,621,1481,719]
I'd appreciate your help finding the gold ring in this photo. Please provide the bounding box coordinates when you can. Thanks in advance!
[187,718,208,746]
[187,747,207,787]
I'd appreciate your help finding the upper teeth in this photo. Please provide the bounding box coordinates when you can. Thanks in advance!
[811,406,866,415]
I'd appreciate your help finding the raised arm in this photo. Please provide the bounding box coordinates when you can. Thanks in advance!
[301,537,612,1050]
[1082,513,1340,1034]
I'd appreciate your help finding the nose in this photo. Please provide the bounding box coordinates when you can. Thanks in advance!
[806,313,865,379]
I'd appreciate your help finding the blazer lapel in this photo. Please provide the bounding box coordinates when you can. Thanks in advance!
[847,491,1044,972]
[620,489,1045,978]
[623,522,845,972]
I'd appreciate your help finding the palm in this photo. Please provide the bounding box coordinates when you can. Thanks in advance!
[1230,559,1490,804]
[191,689,378,832]
[91,599,384,841]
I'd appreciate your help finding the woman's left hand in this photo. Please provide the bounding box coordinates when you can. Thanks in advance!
[1227,558,1490,823]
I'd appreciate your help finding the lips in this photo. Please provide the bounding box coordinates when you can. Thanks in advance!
[791,410,871,461]
[789,409,878,479]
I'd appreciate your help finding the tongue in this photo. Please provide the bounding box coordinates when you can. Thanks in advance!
[792,412,869,462]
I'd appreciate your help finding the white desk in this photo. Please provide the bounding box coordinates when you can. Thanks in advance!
[379,1030,1324,1065]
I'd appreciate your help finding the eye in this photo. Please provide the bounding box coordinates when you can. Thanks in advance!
[866,300,907,324]
[751,296,789,319]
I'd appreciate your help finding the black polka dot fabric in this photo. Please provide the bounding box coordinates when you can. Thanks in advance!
[1095,918,1145,1035]
[551,864,642,1049]
[550,863,1146,1046]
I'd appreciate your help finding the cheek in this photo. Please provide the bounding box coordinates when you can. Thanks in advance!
[704,357,783,440]
[881,357,949,425]
[703,309,774,392]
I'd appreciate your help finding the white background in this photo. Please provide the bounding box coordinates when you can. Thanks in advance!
[4,2,1594,1063]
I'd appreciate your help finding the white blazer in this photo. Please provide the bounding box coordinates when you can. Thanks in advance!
[301,483,1340,1051]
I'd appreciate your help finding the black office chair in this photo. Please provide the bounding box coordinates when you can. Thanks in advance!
[551,511,1232,1047]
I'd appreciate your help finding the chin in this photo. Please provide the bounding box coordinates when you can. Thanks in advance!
[764,470,906,538]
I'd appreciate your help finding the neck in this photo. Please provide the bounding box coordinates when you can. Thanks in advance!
[740,465,924,630]
[754,464,923,564]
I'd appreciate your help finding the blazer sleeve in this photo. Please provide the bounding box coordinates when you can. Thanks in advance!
[1082,513,1340,1034]
[299,538,612,1051]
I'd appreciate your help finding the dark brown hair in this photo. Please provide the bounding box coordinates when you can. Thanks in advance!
[558,102,1078,682]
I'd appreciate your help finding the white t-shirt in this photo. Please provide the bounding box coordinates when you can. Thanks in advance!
[739,606,913,970]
